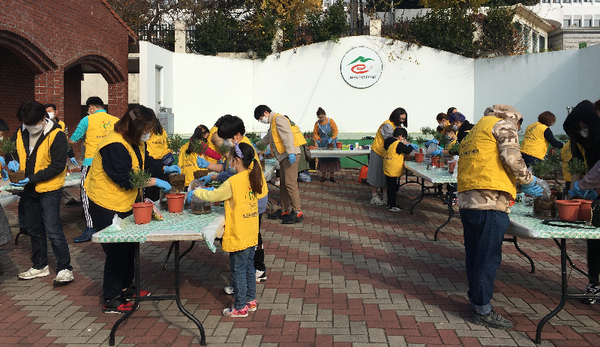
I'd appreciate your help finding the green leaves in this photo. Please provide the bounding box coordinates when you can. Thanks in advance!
[567,157,587,175]
[129,169,151,189]
[167,134,184,153]
[530,154,561,177]
[0,138,16,155]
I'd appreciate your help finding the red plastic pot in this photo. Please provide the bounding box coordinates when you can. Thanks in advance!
[414,152,424,163]
[572,199,592,221]
[132,202,153,224]
[336,142,343,149]
[166,193,186,213]
[555,200,581,222]
[430,156,440,167]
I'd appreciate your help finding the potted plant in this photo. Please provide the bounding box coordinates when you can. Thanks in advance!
[130,169,153,224]
[165,134,186,192]
[167,134,184,155]
[567,157,587,177]
[0,139,24,183]
[190,139,210,179]
[530,157,560,218]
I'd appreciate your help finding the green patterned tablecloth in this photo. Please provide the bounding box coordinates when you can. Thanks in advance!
[263,159,278,182]
[0,171,81,192]
[507,203,600,240]
[404,161,457,184]
[92,205,225,252]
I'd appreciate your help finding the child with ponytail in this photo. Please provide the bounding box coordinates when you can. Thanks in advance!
[187,142,263,317]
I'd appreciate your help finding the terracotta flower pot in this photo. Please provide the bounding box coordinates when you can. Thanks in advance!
[448,161,456,173]
[430,156,440,167]
[336,142,343,149]
[573,199,593,221]
[414,152,424,163]
[132,202,154,224]
[555,200,581,222]
[166,193,186,213]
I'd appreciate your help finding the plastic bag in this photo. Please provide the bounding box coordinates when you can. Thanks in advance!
[298,170,312,182]
[536,178,551,200]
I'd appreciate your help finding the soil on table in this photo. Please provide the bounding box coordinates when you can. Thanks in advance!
[533,197,556,219]
[8,171,25,183]
[168,173,186,192]
[194,169,209,180]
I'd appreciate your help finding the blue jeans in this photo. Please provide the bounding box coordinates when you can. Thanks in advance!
[230,247,256,310]
[460,209,509,315]
[23,189,72,273]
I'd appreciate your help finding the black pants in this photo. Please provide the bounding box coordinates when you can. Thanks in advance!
[254,214,266,271]
[88,199,134,300]
[386,176,400,207]
[588,239,600,286]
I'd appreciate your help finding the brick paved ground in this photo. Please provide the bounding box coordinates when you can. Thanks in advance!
[1,168,599,347]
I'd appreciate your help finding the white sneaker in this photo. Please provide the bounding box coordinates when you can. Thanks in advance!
[224,286,234,295]
[370,195,385,206]
[18,266,50,280]
[255,269,267,283]
[388,206,403,212]
[54,269,74,284]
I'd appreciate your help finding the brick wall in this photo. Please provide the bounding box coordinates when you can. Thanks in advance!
[0,0,132,136]
[0,47,34,133]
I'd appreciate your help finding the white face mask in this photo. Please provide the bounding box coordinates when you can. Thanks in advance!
[26,123,44,135]
[579,129,589,138]
[223,139,234,148]
[259,117,270,124]
[140,133,151,142]
[47,112,55,119]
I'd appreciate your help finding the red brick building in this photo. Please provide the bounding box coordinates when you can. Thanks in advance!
[0,0,135,143]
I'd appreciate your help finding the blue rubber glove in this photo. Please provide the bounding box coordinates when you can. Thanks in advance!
[569,181,585,198]
[186,189,196,203]
[288,154,296,164]
[1,169,8,181]
[10,177,30,187]
[521,176,543,197]
[431,149,443,156]
[0,156,5,167]
[585,189,599,200]
[265,146,271,155]
[69,157,78,165]
[425,139,439,147]
[154,178,172,192]
[200,174,212,185]
[163,165,181,174]
[327,137,334,144]
[409,143,419,151]
[7,160,19,172]
[197,157,209,168]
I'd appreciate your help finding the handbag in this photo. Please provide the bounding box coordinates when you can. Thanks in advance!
[302,145,313,162]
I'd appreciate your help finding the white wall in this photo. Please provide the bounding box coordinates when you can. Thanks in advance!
[143,36,474,135]
[140,42,174,115]
[578,42,600,104]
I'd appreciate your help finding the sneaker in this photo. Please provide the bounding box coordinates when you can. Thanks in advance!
[223,306,248,317]
[282,211,304,224]
[246,300,258,312]
[256,269,267,283]
[472,310,513,330]
[224,286,234,295]
[388,206,403,212]
[73,228,95,243]
[370,195,385,206]
[103,297,134,314]
[267,209,288,220]
[122,286,151,301]
[581,284,600,305]
[53,269,74,285]
[18,265,50,280]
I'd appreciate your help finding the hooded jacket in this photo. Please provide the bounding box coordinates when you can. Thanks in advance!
[457,105,534,213]
[563,100,600,169]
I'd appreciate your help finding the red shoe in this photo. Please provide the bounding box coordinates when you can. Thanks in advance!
[246,300,258,312]
[103,298,134,314]
[222,306,249,317]
[122,286,151,301]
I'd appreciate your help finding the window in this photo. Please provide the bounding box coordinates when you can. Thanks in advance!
[542,0,550,2]
[595,19,600,26]
[573,0,581,3]
[539,36,546,51]
[564,19,571,27]
[573,19,581,27]
[584,19,592,27]
[554,0,560,3]
[563,0,570,3]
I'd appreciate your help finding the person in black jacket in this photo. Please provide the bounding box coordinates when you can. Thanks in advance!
[449,112,473,143]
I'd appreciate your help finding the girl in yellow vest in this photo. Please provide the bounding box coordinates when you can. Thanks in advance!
[368,107,407,206]
[84,105,179,313]
[178,125,222,187]
[383,128,416,212]
[145,118,173,201]
[520,111,564,166]
[206,115,230,164]
[188,142,263,317]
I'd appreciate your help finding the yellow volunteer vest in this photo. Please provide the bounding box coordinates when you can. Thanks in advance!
[520,122,549,160]
[223,170,259,253]
[458,116,517,198]
[371,120,397,157]
[178,142,201,187]
[206,126,219,164]
[58,121,65,132]
[561,140,572,182]
[383,140,405,177]
[83,111,119,159]
[16,128,67,193]
[239,136,268,200]
[270,114,306,154]
[147,128,170,160]
[85,131,145,212]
